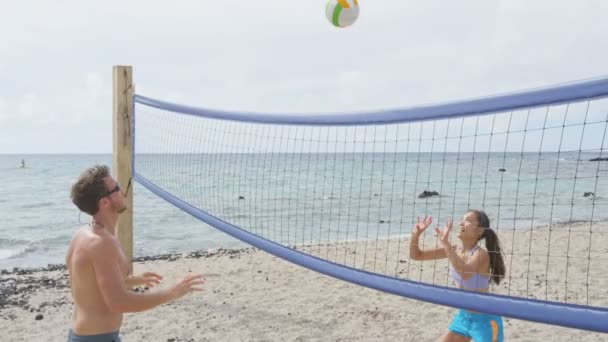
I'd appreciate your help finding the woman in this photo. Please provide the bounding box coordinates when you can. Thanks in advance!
[409,210,506,342]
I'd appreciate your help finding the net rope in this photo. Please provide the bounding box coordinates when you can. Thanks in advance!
[132,78,608,332]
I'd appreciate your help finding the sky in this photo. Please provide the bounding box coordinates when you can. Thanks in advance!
[1,0,607,154]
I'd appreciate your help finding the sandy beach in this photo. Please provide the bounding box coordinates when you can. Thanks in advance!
[1,223,607,341]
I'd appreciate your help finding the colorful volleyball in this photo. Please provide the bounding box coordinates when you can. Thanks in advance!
[326,0,359,28]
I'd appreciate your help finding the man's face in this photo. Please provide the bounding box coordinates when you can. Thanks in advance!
[101,177,127,214]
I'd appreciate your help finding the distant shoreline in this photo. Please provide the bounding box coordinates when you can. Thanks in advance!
[2,217,607,273]
[0,247,257,275]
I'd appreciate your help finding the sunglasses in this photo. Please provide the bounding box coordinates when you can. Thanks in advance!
[99,184,121,200]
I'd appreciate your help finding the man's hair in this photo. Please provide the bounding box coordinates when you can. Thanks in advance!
[70,165,110,216]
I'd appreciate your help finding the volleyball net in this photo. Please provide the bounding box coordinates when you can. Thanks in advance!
[132,78,608,332]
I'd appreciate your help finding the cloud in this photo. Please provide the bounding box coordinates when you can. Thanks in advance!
[70,71,109,123]
[336,71,371,109]
[0,97,6,123]
[1,0,607,153]
[7,93,58,125]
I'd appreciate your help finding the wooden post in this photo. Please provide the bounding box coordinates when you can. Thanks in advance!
[112,65,134,264]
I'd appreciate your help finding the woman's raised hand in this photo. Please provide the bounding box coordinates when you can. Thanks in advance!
[412,216,433,235]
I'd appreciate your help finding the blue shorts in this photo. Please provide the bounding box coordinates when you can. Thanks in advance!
[448,310,503,342]
[67,329,121,342]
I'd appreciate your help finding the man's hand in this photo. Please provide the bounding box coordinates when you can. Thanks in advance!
[126,272,163,288]
[170,273,205,300]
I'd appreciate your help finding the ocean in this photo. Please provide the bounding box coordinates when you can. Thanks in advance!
[0,154,247,270]
[1,152,606,270]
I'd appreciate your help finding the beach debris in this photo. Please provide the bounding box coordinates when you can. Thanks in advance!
[0,272,69,314]
[589,157,608,161]
[418,190,440,199]
[379,220,390,224]
[583,192,595,198]
[130,247,255,263]
[0,247,258,315]
[498,168,506,172]
[238,195,245,200]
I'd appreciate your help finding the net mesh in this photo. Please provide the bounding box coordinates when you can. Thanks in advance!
[133,82,608,331]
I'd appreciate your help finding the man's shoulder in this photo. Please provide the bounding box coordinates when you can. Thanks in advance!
[74,228,118,256]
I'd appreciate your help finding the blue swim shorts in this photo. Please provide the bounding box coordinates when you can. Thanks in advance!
[448,309,503,342]
[67,329,121,342]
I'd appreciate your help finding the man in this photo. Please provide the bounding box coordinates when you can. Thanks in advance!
[66,165,204,341]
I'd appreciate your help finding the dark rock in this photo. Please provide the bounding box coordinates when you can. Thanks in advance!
[589,157,608,161]
[498,168,506,172]
[583,192,595,198]
[238,195,245,200]
[35,314,43,320]
[418,190,440,199]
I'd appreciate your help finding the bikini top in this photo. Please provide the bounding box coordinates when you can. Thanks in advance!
[449,245,491,289]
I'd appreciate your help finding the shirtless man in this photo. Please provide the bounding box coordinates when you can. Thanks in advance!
[66,165,204,341]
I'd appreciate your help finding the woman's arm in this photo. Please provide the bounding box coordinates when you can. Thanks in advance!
[443,246,486,279]
[409,216,448,261]
[435,219,488,279]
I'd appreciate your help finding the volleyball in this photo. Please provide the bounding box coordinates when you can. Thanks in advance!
[326,0,359,28]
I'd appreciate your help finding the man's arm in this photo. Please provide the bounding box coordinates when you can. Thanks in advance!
[91,239,175,313]
[125,272,163,288]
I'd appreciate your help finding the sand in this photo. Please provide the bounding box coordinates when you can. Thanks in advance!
[1,223,607,341]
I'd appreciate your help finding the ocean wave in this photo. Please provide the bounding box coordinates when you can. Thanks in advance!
[0,238,30,247]
[0,235,70,260]
[0,248,23,260]
[19,202,55,209]
[0,238,30,260]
